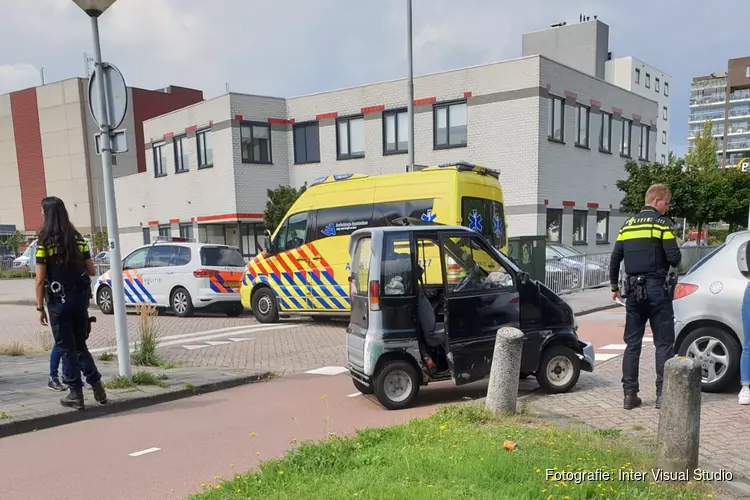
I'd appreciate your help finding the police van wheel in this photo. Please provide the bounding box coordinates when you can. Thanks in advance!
[171,287,195,318]
[537,345,581,394]
[97,286,114,315]
[252,287,279,323]
[374,360,420,410]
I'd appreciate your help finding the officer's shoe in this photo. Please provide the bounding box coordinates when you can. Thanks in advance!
[91,381,108,404]
[60,386,85,410]
[623,391,642,410]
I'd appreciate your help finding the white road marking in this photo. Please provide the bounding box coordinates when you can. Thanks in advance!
[601,344,628,350]
[305,366,349,376]
[643,337,653,343]
[227,338,255,342]
[205,341,231,346]
[596,353,621,361]
[347,392,362,398]
[129,447,161,457]
[182,345,209,351]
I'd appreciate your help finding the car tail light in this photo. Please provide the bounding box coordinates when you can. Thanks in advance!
[193,269,219,278]
[369,280,380,311]
[673,283,698,300]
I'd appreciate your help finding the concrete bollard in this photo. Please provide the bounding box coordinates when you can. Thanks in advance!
[485,326,525,415]
[656,356,702,475]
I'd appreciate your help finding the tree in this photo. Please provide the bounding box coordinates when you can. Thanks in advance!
[683,120,728,235]
[720,167,750,231]
[264,184,307,232]
[93,231,108,253]
[0,230,26,256]
[615,156,692,220]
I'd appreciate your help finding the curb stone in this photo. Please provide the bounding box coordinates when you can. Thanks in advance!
[0,372,272,439]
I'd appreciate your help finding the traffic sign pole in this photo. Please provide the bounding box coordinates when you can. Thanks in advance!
[89,14,131,378]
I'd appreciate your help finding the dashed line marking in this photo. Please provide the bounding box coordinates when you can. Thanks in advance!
[129,447,161,457]
[596,353,621,361]
[305,366,349,376]
[601,344,628,350]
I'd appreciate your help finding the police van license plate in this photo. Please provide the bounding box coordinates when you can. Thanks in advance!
[224,281,240,289]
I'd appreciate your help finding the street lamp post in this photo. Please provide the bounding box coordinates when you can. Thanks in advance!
[72,0,131,377]
[406,0,415,172]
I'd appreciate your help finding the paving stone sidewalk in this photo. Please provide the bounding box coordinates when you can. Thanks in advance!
[0,354,268,438]
[521,345,750,493]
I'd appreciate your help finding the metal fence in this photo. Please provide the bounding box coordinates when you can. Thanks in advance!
[543,246,721,295]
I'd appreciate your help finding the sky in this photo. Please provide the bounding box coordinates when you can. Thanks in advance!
[1,0,748,159]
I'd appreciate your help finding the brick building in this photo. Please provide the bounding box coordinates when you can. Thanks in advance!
[115,49,659,258]
[0,78,202,238]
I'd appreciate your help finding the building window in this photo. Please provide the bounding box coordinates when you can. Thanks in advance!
[664,82,669,96]
[663,106,668,120]
[575,104,589,148]
[173,135,188,173]
[153,141,166,177]
[635,68,640,84]
[197,129,213,168]
[383,109,408,154]
[293,121,320,164]
[620,119,632,157]
[547,95,565,143]
[546,209,562,242]
[746,65,750,78]
[142,227,150,245]
[661,154,666,164]
[434,101,468,149]
[599,111,612,153]
[179,223,194,240]
[655,78,660,92]
[336,115,365,160]
[639,125,650,161]
[596,211,609,244]
[573,210,587,244]
[240,121,272,164]
[662,130,667,144]
[158,224,171,238]
[645,73,651,88]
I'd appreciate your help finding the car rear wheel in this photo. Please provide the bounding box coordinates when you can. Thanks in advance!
[171,287,195,318]
[97,285,114,315]
[352,379,375,395]
[536,345,581,394]
[678,326,740,393]
[374,360,420,410]
[225,303,244,317]
[251,287,279,323]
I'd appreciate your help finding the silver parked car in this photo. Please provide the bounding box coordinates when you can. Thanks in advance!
[673,230,750,392]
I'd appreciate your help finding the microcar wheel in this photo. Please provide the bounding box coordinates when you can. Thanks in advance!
[225,303,244,317]
[352,379,374,395]
[97,286,113,315]
[374,360,420,410]
[252,287,279,324]
[171,287,195,318]
[678,327,740,393]
[537,345,581,394]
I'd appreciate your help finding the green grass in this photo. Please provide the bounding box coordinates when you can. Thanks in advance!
[189,404,715,500]
[104,371,169,389]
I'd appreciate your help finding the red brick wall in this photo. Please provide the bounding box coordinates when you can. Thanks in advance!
[132,86,204,173]
[10,88,46,231]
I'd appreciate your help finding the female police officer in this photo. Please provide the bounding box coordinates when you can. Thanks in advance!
[35,196,107,410]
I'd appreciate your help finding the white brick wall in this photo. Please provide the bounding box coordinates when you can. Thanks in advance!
[0,94,23,228]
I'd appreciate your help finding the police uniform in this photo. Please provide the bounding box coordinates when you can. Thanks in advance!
[609,205,682,410]
[37,236,106,409]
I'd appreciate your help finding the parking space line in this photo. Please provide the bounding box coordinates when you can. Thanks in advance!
[129,447,161,457]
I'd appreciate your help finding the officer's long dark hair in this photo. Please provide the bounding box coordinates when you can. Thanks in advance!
[39,197,83,268]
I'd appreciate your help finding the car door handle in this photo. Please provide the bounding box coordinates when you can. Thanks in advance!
[295,257,307,262]
[311,256,322,260]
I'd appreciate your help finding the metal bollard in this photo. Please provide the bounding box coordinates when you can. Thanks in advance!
[656,356,702,475]
[485,327,525,415]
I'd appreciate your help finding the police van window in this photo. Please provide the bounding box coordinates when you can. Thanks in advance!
[170,246,191,266]
[123,247,149,270]
[350,237,371,296]
[147,245,176,268]
[281,212,308,251]
[201,246,245,267]
[315,205,373,239]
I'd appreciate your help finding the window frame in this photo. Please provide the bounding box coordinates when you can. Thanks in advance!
[639,124,651,161]
[664,82,669,96]
[545,208,563,243]
[572,209,588,245]
[293,121,321,165]
[196,128,213,169]
[663,106,668,120]
[661,154,666,164]
[335,115,366,160]
[655,78,660,92]
[595,211,610,244]
[173,134,188,173]
[620,118,632,158]
[433,100,468,150]
[599,111,612,153]
[158,224,171,238]
[662,130,667,144]
[153,141,166,177]
[240,120,273,165]
[547,95,565,144]
[635,68,641,84]
[179,223,194,240]
[575,103,590,148]
[382,108,409,155]
[645,73,651,88]
[142,227,150,245]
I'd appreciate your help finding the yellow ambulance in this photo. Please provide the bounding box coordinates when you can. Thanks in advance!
[240,161,508,323]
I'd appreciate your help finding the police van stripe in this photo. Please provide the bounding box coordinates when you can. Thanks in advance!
[133,280,156,303]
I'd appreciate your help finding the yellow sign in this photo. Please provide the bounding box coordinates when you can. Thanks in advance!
[737,157,749,172]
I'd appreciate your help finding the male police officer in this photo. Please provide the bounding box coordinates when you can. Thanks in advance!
[609,184,682,410]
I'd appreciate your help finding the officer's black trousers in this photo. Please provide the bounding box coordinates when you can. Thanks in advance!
[622,283,675,395]
[48,292,102,389]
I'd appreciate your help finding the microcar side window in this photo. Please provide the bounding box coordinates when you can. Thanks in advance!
[350,237,372,296]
